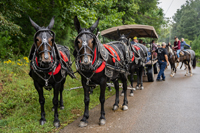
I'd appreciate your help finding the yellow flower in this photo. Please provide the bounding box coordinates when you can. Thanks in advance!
[18,59,20,61]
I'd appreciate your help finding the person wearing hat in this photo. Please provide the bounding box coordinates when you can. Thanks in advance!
[173,36,181,62]
[154,42,169,81]
[131,36,138,44]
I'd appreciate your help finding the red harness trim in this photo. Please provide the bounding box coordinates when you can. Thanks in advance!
[134,45,140,51]
[103,44,120,63]
[95,61,106,73]
[131,52,135,62]
[34,51,68,75]
[59,51,68,62]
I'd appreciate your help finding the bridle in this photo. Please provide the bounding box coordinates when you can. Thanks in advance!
[74,30,98,71]
[31,29,57,72]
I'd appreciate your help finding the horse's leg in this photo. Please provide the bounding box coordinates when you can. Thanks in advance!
[139,67,144,90]
[113,80,119,111]
[34,81,46,125]
[122,77,128,111]
[79,79,90,127]
[60,81,65,110]
[99,79,106,125]
[185,61,188,76]
[90,87,93,94]
[180,62,183,69]
[52,84,60,127]
[136,69,140,90]
[176,62,179,69]
[189,61,192,76]
[170,64,173,77]
[129,72,134,97]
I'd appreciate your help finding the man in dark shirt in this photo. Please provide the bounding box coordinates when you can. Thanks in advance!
[155,42,169,81]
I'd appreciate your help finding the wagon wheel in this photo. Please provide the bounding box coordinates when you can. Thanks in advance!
[154,62,159,74]
[147,65,154,82]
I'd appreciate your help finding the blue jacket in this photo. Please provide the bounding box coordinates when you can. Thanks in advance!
[181,41,191,50]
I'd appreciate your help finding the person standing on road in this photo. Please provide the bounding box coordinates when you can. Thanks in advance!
[155,42,169,81]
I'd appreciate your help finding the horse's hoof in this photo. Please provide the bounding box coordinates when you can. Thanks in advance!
[140,86,144,90]
[79,121,88,127]
[52,107,55,112]
[185,74,187,76]
[122,105,128,111]
[99,119,106,126]
[113,105,119,111]
[121,93,124,96]
[170,74,173,77]
[40,120,46,125]
[190,74,193,77]
[129,93,134,97]
[53,121,60,128]
[109,89,112,92]
[60,106,64,110]
[132,87,136,91]
[136,86,139,90]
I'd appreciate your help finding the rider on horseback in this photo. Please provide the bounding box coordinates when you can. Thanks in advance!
[181,38,191,50]
[173,36,181,62]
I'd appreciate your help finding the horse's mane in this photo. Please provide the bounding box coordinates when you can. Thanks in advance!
[166,45,174,55]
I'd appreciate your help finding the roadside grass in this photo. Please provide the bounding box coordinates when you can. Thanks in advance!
[0,58,116,133]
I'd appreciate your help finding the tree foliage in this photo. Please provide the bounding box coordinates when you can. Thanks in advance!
[0,0,165,59]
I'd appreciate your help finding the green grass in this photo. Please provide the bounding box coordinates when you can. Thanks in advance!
[0,58,116,133]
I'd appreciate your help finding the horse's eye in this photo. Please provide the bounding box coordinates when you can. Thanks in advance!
[77,41,80,44]
[51,39,54,42]
[36,39,39,42]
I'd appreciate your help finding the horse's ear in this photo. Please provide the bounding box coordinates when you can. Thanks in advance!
[117,29,121,37]
[74,16,82,33]
[47,16,55,30]
[89,17,100,32]
[96,28,99,36]
[29,16,41,31]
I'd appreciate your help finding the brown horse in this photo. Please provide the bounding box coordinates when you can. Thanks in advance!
[166,45,176,77]
[29,17,75,127]
[177,49,196,76]
[73,16,129,127]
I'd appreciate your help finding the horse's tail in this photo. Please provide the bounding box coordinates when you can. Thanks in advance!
[192,56,196,69]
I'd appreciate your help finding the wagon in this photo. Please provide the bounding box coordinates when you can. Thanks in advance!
[100,24,159,82]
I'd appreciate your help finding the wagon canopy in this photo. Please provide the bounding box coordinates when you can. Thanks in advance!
[101,24,158,40]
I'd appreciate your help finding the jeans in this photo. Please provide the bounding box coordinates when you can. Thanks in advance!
[157,60,167,80]
[177,49,181,58]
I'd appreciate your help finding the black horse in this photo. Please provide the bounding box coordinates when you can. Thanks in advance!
[73,16,129,127]
[29,17,75,127]
[118,32,147,97]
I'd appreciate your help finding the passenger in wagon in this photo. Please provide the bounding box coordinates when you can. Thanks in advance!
[131,36,138,44]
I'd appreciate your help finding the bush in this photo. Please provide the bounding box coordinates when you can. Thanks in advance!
[0,31,13,59]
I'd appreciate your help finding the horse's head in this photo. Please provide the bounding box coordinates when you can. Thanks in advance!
[74,16,99,69]
[29,17,55,68]
[117,29,130,46]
